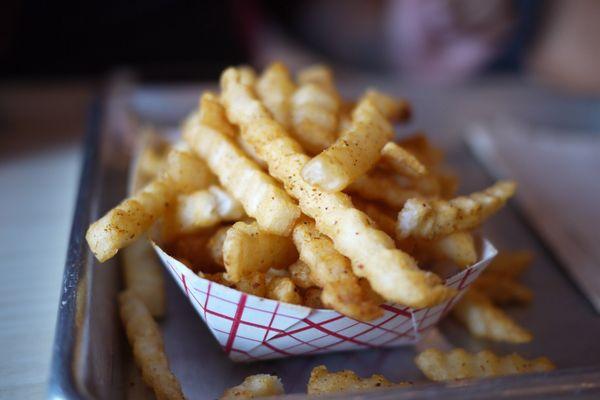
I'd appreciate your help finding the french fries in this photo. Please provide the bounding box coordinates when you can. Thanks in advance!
[452,289,533,343]
[265,275,302,304]
[359,89,411,122]
[293,220,382,320]
[428,231,477,268]
[220,374,284,399]
[174,186,245,233]
[222,221,298,282]
[303,287,324,308]
[220,67,454,308]
[472,275,533,305]
[415,348,554,381]
[183,107,300,236]
[256,62,296,129]
[121,239,166,318]
[308,365,402,395]
[397,180,517,240]
[347,173,422,210]
[198,92,236,137]
[119,291,185,400]
[485,250,533,278]
[288,259,314,289]
[380,142,426,178]
[301,98,393,191]
[291,65,340,154]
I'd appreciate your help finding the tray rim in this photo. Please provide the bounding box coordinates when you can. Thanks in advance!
[48,89,600,400]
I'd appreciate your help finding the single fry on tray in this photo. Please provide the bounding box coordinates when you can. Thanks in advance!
[220,374,284,399]
[119,291,185,400]
[308,365,404,395]
[293,220,382,320]
[397,180,517,240]
[220,67,454,308]
[121,239,166,318]
[222,221,298,283]
[183,106,300,236]
[415,348,554,381]
[452,288,532,343]
[301,97,394,191]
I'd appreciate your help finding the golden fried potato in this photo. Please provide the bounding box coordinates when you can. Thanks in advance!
[87,178,175,262]
[473,275,533,305]
[163,148,217,194]
[220,67,453,308]
[397,133,444,168]
[265,276,302,305]
[291,66,339,154]
[358,89,411,122]
[347,173,423,210]
[380,142,426,178]
[452,289,532,343]
[175,186,245,234]
[206,226,230,267]
[256,62,296,129]
[429,231,477,268]
[121,239,166,318]
[293,220,382,320]
[352,197,398,238]
[301,98,393,191]
[485,250,533,278]
[235,271,267,297]
[288,260,315,289]
[168,231,222,273]
[220,374,284,399]
[222,221,298,282]
[183,107,300,236]
[302,287,324,308]
[198,91,236,137]
[397,181,517,240]
[308,365,404,395]
[119,291,185,400]
[415,348,554,381]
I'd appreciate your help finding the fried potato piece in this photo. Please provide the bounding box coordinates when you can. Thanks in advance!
[352,197,398,238]
[301,98,394,191]
[397,181,517,240]
[429,231,477,268]
[198,91,236,137]
[119,291,185,400]
[220,67,454,308]
[452,289,532,343]
[121,239,166,318]
[223,221,298,282]
[220,374,284,399]
[347,173,423,210]
[358,89,411,122]
[303,287,324,308]
[199,271,234,287]
[183,108,300,236]
[415,348,554,382]
[87,178,175,262]
[473,275,533,305]
[291,66,339,154]
[236,134,267,169]
[397,133,444,168]
[380,142,426,178]
[163,148,217,194]
[293,220,382,320]
[168,231,222,273]
[289,260,315,289]
[256,62,296,129]
[175,186,245,233]
[485,250,533,278]
[266,276,302,304]
[308,365,404,395]
[235,271,267,297]
[206,226,230,267]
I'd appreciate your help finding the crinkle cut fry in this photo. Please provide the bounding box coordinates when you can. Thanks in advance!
[256,61,296,129]
[452,288,532,343]
[220,67,455,308]
[301,97,394,192]
[415,348,555,381]
[183,108,300,236]
[220,374,284,399]
[119,291,185,400]
[293,220,383,321]
[397,180,517,240]
[308,365,399,395]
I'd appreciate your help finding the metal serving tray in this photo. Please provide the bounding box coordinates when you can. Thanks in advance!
[49,77,600,399]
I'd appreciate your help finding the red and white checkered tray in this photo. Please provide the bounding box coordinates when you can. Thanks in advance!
[152,240,496,362]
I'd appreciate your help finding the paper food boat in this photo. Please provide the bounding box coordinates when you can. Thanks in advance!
[152,240,496,362]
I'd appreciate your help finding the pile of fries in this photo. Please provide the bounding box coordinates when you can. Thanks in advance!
[87,62,516,321]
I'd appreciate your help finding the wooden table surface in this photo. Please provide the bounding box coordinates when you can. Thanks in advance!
[0,83,91,399]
